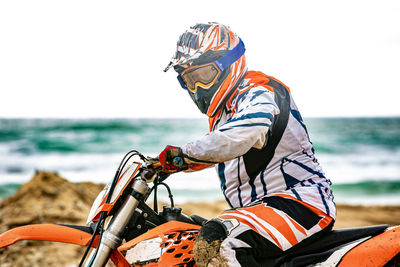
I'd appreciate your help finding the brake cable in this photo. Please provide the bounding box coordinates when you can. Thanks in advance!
[151,178,175,214]
[78,150,142,266]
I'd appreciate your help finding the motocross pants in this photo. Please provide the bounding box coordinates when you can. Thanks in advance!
[193,194,334,267]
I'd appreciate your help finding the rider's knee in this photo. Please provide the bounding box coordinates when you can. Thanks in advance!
[193,220,227,267]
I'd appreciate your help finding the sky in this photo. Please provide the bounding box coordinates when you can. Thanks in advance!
[0,0,399,119]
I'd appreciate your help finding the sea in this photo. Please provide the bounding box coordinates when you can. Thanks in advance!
[1,117,399,205]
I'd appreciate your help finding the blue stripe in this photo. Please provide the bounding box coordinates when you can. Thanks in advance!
[281,158,301,189]
[237,89,250,104]
[218,163,233,208]
[238,102,275,114]
[237,158,243,207]
[318,185,330,216]
[218,163,226,189]
[254,102,275,107]
[250,183,257,202]
[250,90,267,101]
[291,109,314,153]
[291,188,302,201]
[226,112,274,124]
[286,158,326,179]
[220,123,271,131]
[249,172,257,202]
[260,167,267,195]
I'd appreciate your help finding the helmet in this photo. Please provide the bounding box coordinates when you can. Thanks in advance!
[164,22,247,117]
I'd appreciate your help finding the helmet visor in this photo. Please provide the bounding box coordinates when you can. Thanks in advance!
[180,63,221,93]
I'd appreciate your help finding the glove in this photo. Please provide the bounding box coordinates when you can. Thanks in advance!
[146,157,171,181]
[158,145,187,172]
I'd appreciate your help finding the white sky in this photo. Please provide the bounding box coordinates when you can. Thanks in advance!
[0,0,399,119]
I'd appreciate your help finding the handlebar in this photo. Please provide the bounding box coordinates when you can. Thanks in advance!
[144,155,186,178]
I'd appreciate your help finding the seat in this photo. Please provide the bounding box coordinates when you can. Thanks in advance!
[289,224,387,255]
[270,224,388,266]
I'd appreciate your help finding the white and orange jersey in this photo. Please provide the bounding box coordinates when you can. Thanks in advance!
[182,71,336,219]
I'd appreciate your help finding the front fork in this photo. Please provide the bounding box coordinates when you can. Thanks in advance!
[85,179,150,267]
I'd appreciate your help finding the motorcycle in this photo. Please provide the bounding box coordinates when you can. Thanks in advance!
[0,150,399,266]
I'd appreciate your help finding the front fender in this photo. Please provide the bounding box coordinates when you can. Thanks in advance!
[0,224,98,248]
[0,224,130,266]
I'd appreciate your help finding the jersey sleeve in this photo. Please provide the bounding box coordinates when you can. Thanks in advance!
[182,87,280,163]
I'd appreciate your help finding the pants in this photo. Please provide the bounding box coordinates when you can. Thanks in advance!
[195,194,334,266]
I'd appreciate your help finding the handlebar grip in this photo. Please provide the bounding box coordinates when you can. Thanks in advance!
[151,162,162,168]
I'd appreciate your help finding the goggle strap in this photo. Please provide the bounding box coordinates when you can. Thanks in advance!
[177,74,188,91]
[213,39,246,71]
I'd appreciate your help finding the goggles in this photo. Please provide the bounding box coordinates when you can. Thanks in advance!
[177,39,245,93]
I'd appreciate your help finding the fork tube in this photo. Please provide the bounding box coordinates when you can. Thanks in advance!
[87,179,149,267]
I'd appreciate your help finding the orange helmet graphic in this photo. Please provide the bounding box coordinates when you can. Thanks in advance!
[165,22,247,117]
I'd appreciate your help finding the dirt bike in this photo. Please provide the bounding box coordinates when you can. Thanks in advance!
[0,150,399,266]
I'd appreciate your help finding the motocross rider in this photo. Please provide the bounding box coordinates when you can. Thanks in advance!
[159,22,336,266]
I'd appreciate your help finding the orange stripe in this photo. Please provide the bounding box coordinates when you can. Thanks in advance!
[264,73,291,93]
[219,214,258,233]
[318,215,333,229]
[246,71,291,93]
[239,206,299,246]
[205,27,219,51]
[219,213,283,250]
[237,84,254,96]
[222,209,286,247]
[228,32,235,47]
[245,71,273,91]
[187,163,212,171]
[208,108,222,131]
[214,43,225,50]
[232,59,238,76]
[284,214,307,235]
[207,70,232,117]
[205,40,215,51]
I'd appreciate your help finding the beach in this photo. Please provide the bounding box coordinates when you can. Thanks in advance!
[0,171,399,266]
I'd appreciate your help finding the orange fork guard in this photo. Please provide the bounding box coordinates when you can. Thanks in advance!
[0,224,99,248]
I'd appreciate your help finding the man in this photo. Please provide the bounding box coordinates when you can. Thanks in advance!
[159,22,335,266]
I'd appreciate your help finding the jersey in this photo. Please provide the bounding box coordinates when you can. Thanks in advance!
[182,71,336,219]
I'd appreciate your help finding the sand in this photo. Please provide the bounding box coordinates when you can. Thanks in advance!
[0,171,399,266]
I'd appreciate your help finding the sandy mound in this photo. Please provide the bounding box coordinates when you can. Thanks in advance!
[0,171,104,267]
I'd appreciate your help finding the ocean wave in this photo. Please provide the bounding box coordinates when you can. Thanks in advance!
[1,118,399,205]
[0,118,209,154]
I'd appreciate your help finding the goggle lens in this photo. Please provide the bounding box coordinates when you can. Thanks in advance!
[180,63,221,92]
